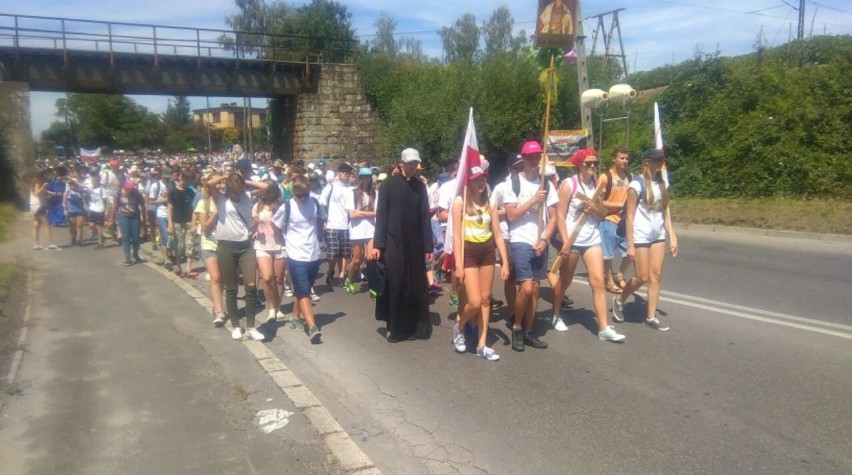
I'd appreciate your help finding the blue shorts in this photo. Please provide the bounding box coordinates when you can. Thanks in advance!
[287,259,321,298]
[509,242,547,283]
[599,220,627,260]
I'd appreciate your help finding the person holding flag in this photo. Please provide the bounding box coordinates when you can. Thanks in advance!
[552,148,626,342]
[504,141,559,352]
[450,157,510,361]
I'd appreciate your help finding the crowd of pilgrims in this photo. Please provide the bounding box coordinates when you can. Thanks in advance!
[29,141,677,360]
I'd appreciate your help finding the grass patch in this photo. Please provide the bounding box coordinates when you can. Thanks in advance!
[0,202,16,243]
[671,198,852,235]
[0,261,20,302]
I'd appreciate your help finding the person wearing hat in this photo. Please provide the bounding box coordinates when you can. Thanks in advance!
[268,159,286,184]
[552,148,625,342]
[504,141,558,352]
[450,164,509,361]
[234,158,254,181]
[344,167,378,294]
[612,148,677,332]
[321,162,355,288]
[371,148,434,342]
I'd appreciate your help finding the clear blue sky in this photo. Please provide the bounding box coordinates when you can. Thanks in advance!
[5,0,851,136]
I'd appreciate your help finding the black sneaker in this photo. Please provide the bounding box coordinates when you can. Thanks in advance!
[511,329,525,352]
[124,260,133,266]
[164,262,174,271]
[524,333,548,349]
[325,273,334,287]
[490,298,504,311]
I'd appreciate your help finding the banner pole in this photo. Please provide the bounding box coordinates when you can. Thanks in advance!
[538,53,555,236]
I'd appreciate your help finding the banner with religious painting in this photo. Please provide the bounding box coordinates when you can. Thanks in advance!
[536,0,577,49]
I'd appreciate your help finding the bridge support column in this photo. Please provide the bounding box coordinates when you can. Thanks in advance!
[0,82,34,209]
[270,96,296,163]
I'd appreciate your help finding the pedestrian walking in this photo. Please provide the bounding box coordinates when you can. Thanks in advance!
[552,148,625,342]
[30,170,59,250]
[451,165,510,361]
[168,169,197,277]
[371,148,434,342]
[253,180,287,324]
[612,149,678,331]
[322,163,355,288]
[194,173,226,326]
[115,181,144,266]
[207,172,270,341]
[86,171,107,249]
[599,147,633,292]
[345,167,377,294]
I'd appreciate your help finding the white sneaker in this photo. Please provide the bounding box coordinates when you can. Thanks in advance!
[266,309,277,323]
[598,326,626,342]
[212,311,226,327]
[476,346,500,361]
[612,296,625,323]
[284,287,294,298]
[552,315,569,332]
[231,327,243,340]
[246,328,265,341]
[452,323,466,352]
[276,310,287,321]
[310,292,321,302]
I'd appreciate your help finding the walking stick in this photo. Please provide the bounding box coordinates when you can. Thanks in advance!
[549,178,606,274]
[537,54,556,236]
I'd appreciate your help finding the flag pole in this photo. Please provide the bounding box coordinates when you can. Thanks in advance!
[538,53,556,235]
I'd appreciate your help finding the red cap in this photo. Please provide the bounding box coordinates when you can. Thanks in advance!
[570,148,598,169]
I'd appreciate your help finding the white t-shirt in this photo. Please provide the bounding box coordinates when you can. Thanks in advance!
[563,176,601,247]
[427,182,441,210]
[325,183,353,231]
[490,178,512,241]
[504,173,559,245]
[273,198,321,262]
[347,190,376,241]
[214,192,253,242]
[87,184,106,213]
[148,180,169,219]
[628,178,667,244]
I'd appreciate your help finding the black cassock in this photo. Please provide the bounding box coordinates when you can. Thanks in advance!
[373,174,433,340]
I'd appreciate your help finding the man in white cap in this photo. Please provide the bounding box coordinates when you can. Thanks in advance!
[371,148,434,342]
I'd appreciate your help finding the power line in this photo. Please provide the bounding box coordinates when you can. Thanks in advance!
[807,0,852,15]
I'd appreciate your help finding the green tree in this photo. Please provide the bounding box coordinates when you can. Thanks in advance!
[369,12,398,56]
[164,95,191,128]
[481,6,514,56]
[439,13,480,63]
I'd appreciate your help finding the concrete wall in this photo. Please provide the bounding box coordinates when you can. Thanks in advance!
[293,64,382,164]
[0,82,33,208]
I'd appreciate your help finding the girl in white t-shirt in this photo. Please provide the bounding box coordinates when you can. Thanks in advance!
[554,149,625,342]
[253,180,287,324]
[344,168,377,294]
[612,149,678,332]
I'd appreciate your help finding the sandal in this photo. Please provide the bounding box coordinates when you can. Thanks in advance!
[614,272,627,289]
[606,280,623,294]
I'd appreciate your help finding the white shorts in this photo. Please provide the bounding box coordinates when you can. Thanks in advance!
[256,248,287,259]
[633,224,667,245]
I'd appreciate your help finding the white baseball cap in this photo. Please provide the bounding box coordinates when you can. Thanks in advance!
[400,148,421,163]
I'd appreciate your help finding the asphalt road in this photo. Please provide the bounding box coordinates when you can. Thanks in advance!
[3,225,850,474]
[252,228,852,474]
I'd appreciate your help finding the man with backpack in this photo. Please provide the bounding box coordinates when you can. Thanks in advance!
[321,163,355,287]
[598,147,633,293]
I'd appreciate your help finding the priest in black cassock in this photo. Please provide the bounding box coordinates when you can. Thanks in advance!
[371,148,434,342]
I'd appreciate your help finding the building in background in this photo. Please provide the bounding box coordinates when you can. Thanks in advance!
[193,103,266,131]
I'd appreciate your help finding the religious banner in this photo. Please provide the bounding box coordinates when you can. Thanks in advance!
[536,0,577,50]
[80,147,101,164]
[545,129,589,163]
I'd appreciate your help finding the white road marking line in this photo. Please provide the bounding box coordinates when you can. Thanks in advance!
[570,278,852,340]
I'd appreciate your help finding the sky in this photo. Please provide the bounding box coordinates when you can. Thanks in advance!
[4,0,851,138]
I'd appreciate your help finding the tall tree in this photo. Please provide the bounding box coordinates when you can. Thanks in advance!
[482,6,514,56]
[370,12,398,56]
[439,13,480,63]
[164,95,191,128]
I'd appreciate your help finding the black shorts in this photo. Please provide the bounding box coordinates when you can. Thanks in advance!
[33,206,47,218]
[463,239,496,268]
[89,211,105,225]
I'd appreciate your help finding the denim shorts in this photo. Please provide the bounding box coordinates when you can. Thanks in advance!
[509,242,547,283]
[599,220,627,260]
[156,216,170,248]
[287,258,321,297]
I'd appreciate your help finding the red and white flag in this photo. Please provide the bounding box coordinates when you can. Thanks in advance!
[654,102,669,187]
[80,147,101,164]
[444,108,480,256]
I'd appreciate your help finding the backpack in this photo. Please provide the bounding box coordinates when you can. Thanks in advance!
[282,197,326,235]
[615,178,645,239]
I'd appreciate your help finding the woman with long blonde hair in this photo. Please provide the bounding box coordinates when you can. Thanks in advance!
[612,149,678,331]
[451,165,509,361]
[194,172,226,325]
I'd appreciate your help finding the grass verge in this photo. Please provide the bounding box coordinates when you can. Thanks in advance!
[670,198,852,235]
[0,202,16,243]
[0,260,20,302]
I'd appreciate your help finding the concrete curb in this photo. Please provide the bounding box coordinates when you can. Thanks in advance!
[1,269,34,416]
[141,252,381,474]
[676,222,852,243]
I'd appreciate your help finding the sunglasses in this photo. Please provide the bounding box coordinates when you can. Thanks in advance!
[475,209,483,225]
[583,161,599,168]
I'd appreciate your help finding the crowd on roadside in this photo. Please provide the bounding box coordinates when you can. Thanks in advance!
[29,141,677,360]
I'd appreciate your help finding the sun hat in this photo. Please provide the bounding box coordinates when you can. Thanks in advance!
[273,159,285,168]
[400,148,422,163]
[358,167,373,176]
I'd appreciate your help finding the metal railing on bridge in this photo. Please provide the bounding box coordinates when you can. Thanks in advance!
[0,13,358,65]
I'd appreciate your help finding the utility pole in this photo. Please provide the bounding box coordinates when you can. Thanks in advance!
[575,1,593,139]
[797,0,806,40]
[589,8,629,77]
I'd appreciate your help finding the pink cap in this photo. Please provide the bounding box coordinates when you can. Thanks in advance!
[521,141,542,156]
[123,181,136,190]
